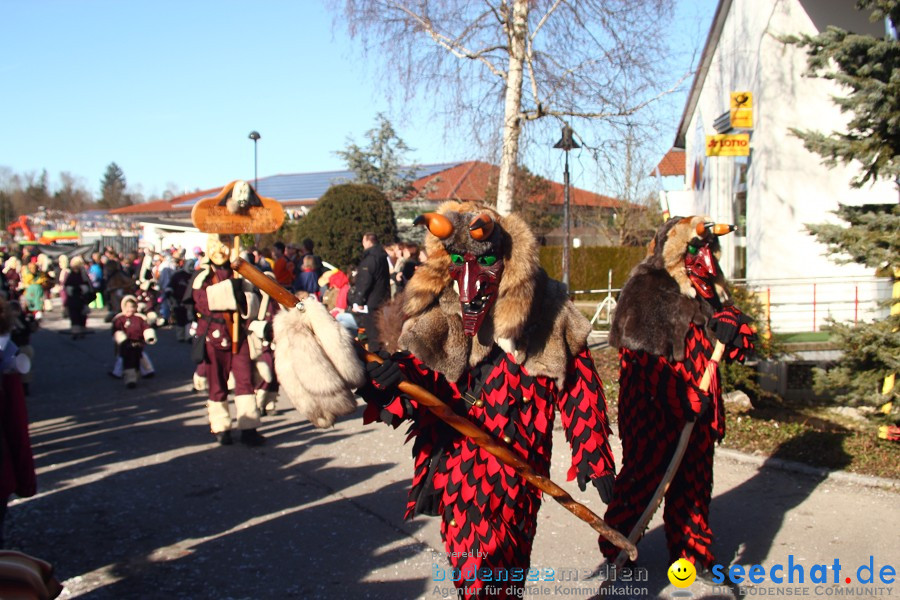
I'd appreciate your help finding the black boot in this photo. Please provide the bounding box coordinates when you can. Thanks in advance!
[240,428,266,447]
[215,431,233,445]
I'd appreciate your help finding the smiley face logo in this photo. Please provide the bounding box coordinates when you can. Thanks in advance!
[668,558,697,588]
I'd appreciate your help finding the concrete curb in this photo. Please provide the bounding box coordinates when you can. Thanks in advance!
[715,447,900,491]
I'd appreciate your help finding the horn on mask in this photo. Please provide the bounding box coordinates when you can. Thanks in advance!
[696,221,737,237]
[468,213,495,241]
[413,212,454,239]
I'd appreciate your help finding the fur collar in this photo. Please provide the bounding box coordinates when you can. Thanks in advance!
[396,268,589,386]
[609,215,728,362]
[384,201,590,385]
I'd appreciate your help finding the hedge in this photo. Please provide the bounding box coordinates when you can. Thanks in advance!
[540,245,646,298]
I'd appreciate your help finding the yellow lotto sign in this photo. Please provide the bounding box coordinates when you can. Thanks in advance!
[730,91,753,129]
[706,134,750,156]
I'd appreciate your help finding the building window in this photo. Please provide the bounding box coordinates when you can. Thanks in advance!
[732,156,749,279]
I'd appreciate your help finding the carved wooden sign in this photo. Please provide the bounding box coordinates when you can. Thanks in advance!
[190,180,285,233]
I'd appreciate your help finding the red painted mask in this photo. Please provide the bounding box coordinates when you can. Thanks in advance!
[448,251,504,336]
[684,242,719,299]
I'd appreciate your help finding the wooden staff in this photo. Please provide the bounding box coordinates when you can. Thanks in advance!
[231,235,240,353]
[232,257,637,560]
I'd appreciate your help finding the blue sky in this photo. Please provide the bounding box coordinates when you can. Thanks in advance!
[0,0,717,200]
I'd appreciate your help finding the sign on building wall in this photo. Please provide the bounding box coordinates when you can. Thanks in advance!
[730,91,753,129]
[706,134,750,156]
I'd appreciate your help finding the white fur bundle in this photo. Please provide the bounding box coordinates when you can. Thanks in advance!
[273,297,367,428]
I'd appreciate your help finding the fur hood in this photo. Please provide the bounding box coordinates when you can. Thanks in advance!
[609,215,731,362]
[381,201,590,385]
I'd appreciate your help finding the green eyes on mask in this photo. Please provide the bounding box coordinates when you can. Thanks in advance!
[449,253,498,266]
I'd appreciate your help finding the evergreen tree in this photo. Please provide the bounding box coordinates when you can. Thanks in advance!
[291,183,397,268]
[786,1,900,407]
[335,114,420,202]
[783,0,900,188]
[808,204,900,407]
[98,162,131,209]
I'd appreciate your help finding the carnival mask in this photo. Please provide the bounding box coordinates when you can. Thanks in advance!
[415,211,504,337]
[684,222,735,302]
[448,250,505,336]
[207,234,233,267]
[684,241,719,300]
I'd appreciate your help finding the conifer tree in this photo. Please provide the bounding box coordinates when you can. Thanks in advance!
[784,0,900,188]
[292,183,397,268]
[98,162,131,209]
[335,114,420,202]
[786,0,900,407]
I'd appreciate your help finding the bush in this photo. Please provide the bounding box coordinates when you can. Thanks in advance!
[539,245,645,296]
[718,285,783,404]
[282,183,398,268]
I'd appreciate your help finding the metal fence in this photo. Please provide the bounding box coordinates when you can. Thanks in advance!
[738,275,891,333]
[574,274,892,334]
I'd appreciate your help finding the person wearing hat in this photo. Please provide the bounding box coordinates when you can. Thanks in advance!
[111,295,156,388]
[189,234,265,446]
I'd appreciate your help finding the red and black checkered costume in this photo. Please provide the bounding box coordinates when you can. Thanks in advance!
[597,216,752,571]
[358,202,615,599]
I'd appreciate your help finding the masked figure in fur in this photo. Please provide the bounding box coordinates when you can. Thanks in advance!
[277,201,615,600]
[597,216,755,574]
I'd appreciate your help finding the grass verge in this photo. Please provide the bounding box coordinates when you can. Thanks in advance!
[591,347,900,481]
[720,405,900,480]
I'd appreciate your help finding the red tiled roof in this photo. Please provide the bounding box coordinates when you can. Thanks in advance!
[107,200,176,215]
[108,187,220,215]
[111,162,621,217]
[652,149,686,177]
[411,161,619,208]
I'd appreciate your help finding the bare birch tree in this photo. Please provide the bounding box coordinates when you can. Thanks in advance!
[336,0,688,215]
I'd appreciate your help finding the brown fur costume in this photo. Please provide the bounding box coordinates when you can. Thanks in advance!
[609,215,732,362]
[383,201,590,385]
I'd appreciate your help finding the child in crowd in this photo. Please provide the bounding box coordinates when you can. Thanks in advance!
[111,295,157,389]
[293,254,320,298]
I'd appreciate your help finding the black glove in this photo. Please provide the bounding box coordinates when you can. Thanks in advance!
[365,351,403,391]
[686,384,712,421]
[577,472,615,504]
[593,474,615,504]
[710,308,740,345]
[713,307,757,363]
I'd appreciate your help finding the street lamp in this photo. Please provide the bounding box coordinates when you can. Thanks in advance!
[248,131,261,190]
[554,125,579,289]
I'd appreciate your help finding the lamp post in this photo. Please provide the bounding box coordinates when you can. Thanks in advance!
[248,131,261,190]
[554,125,579,289]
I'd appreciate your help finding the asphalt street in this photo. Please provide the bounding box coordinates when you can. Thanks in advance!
[6,306,899,599]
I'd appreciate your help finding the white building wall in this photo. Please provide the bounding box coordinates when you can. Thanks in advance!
[681,0,894,331]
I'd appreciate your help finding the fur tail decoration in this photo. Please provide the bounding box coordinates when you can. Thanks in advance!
[272,297,366,428]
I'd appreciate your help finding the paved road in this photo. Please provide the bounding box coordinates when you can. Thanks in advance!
[7,307,899,599]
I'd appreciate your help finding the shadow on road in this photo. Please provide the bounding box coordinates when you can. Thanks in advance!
[7,311,437,599]
[592,432,852,600]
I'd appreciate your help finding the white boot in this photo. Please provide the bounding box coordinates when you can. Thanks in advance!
[255,388,269,414]
[263,391,277,414]
[193,372,207,392]
[207,400,233,445]
[234,394,261,430]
